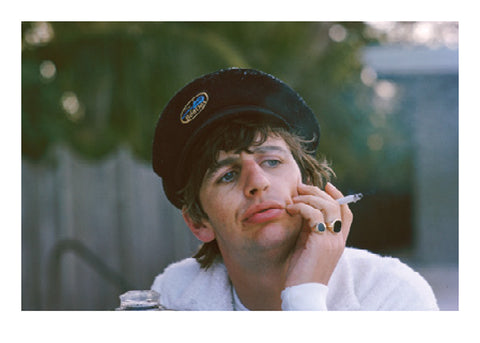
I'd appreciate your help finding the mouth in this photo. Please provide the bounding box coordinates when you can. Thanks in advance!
[242,202,285,225]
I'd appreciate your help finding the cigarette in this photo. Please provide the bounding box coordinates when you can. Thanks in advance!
[337,193,363,205]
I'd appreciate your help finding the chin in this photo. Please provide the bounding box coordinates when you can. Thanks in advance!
[253,222,299,250]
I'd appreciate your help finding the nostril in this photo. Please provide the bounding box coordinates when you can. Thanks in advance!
[248,183,268,196]
[243,163,270,197]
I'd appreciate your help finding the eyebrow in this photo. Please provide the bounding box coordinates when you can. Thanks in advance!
[204,145,289,182]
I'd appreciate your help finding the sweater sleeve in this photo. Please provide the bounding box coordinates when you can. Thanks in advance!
[281,283,329,311]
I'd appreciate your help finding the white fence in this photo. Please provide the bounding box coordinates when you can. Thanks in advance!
[22,145,200,310]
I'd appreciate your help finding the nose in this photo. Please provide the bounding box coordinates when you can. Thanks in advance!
[242,160,270,197]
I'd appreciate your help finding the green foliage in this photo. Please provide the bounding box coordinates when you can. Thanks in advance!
[22,22,411,192]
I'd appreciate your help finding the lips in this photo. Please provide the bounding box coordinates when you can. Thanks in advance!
[242,202,285,225]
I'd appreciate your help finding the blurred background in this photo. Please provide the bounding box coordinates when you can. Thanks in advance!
[21,21,458,310]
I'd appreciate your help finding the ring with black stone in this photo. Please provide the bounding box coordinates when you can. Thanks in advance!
[327,219,342,233]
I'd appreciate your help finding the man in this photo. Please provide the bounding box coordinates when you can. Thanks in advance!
[150,68,438,310]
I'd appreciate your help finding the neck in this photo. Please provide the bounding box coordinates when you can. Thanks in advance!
[224,250,290,310]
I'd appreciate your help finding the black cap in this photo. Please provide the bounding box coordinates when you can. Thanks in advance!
[152,68,320,208]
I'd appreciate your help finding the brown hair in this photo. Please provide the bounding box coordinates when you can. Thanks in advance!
[178,117,333,269]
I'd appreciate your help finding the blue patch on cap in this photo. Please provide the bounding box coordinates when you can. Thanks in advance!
[180,92,209,124]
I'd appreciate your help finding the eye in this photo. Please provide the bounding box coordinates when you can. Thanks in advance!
[218,170,237,184]
[263,159,281,168]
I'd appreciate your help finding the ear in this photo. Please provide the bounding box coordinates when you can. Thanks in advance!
[182,209,216,243]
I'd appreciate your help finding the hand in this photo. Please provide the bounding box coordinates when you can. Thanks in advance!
[284,182,353,287]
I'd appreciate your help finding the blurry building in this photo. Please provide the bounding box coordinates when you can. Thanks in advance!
[362,45,458,309]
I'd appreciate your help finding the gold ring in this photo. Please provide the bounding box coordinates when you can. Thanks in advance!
[326,219,342,233]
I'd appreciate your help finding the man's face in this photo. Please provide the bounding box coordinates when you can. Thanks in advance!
[197,135,304,264]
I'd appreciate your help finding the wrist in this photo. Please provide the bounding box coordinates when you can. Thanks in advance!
[281,283,328,311]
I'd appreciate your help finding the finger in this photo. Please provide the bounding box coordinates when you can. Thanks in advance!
[325,183,353,240]
[296,183,344,228]
[298,182,340,205]
[324,182,344,200]
[293,195,339,216]
[286,202,324,229]
[297,182,324,197]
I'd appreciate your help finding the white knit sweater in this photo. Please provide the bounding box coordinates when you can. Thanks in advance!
[151,247,439,310]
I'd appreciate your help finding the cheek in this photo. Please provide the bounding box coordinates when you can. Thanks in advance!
[289,165,303,196]
[200,189,234,223]
[274,168,302,205]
